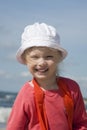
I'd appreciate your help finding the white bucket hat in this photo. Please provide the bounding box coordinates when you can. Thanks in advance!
[16,22,68,64]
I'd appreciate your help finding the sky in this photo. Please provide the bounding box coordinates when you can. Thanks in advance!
[0,0,87,97]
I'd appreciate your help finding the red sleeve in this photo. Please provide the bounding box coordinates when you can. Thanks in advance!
[65,78,87,130]
[73,85,87,130]
[6,84,30,130]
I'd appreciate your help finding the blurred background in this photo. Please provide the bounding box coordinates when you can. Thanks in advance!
[0,0,87,129]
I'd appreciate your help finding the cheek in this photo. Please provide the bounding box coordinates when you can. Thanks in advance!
[47,61,57,70]
[49,59,58,65]
[27,61,36,71]
[27,63,33,68]
[27,65,34,75]
[52,60,59,67]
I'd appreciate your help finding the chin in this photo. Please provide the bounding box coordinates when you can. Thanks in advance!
[34,74,48,80]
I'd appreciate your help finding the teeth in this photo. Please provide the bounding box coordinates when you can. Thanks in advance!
[39,69,46,72]
[35,68,48,72]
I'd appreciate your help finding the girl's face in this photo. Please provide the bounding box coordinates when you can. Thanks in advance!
[23,47,61,81]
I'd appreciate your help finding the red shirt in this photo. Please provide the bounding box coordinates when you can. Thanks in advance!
[7,77,87,130]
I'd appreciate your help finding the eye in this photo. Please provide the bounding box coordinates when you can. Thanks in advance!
[30,55,39,59]
[46,55,53,59]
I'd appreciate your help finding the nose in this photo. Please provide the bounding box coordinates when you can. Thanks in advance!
[38,58,47,67]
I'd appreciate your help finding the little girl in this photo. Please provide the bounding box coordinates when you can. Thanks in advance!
[7,23,87,130]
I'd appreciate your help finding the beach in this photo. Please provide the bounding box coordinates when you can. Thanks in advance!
[0,91,16,130]
[0,125,6,130]
[0,123,6,130]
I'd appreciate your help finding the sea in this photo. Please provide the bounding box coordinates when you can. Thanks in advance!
[0,91,87,128]
[0,91,17,128]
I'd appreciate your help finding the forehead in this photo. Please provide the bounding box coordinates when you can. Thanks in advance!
[25,47,58,55]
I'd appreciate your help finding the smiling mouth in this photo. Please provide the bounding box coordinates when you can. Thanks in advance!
[35,68,49,73]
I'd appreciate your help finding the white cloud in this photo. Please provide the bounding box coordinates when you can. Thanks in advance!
[20,71,31,77]
[0,70,6,76]
[0,70,12,79]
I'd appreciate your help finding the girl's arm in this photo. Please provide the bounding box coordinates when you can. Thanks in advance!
[6,88,30,130]
[73,83,87,130]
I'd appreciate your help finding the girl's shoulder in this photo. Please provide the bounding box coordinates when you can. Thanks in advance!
[16,81,34,99]
[58,76,80,93]
[58,76,83,103]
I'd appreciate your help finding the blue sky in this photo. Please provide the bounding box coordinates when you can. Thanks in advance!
[0,0,87,97]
